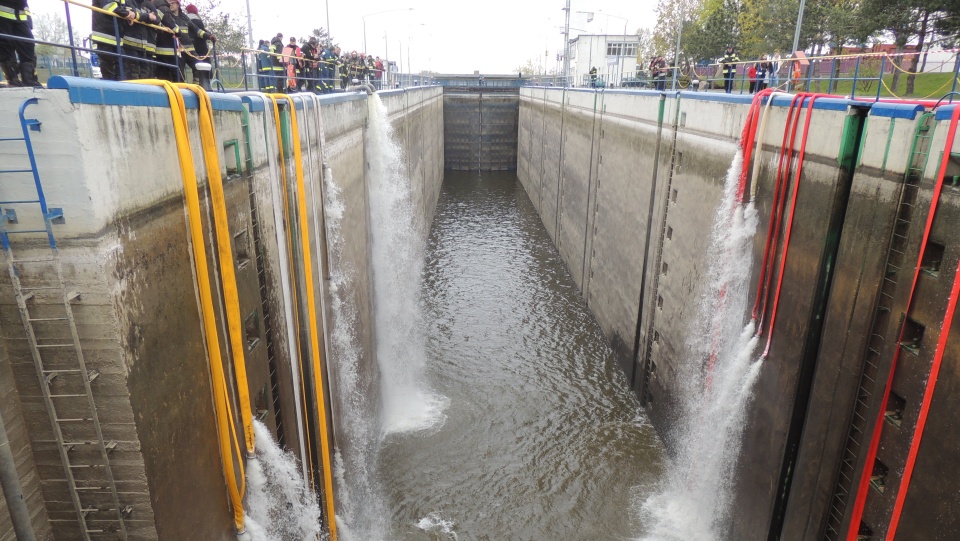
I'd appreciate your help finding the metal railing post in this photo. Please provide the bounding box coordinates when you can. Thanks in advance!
[828,58,836,94]
[877,56,886,101]
[113,17,124,80]
[851,56,861,99]
[242,51,249,91]
[175,38,182,82]
[951,54,959,103]
[64,2,80,77]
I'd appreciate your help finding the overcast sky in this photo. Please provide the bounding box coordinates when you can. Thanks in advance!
[37,0,658,73]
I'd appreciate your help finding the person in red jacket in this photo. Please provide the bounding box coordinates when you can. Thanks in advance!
[747,63,758,93]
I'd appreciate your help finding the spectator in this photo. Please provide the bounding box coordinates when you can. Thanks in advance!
[589,66,597,88]
[770,50,781,89]
[747,62,757,93]
[720,46,739,94]
[374,55,384,89]
[755,55,770,92]
[282,37,301,91]
[0,0,39,86]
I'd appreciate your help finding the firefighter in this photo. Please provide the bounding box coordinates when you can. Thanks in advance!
[120,0,162,80]
[319,42,336,93]
[92,0,137,80]
[0,0,39,86]
[256,39,275,91]
[301,37,320,92]
[270,33,284,92]
[183,4,208,59]
[161,0,213,82]
[720,46,739,94]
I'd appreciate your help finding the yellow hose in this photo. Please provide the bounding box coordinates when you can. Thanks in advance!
[176,83,256,457]
[133,80,246,532]
[270,93,339,541]
[264,94,317,490]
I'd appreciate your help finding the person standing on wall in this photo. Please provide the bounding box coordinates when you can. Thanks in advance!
[92,0,137,80]
[720,46,739,94]
[747,61,757,93]
[0,0,39,86]
[589,66,597,88]
[755,55,770,92]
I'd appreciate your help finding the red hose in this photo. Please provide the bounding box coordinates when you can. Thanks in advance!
[846,104,960,541]
[738,88,778,201]
[759,93,836,358]
[753,95,806,325]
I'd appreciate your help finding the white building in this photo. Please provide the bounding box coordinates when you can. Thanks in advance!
[569,34,641,87]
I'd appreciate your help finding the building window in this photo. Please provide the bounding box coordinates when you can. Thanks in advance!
[606,42,639,57]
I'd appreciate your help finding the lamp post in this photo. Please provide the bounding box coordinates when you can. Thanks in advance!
[363,7,413,54]
[792,0,807,54]
[562,0,571,85]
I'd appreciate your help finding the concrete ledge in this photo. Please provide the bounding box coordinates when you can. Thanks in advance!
[46,75,246,112]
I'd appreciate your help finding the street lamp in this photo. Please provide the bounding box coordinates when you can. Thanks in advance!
[363,7,413,55]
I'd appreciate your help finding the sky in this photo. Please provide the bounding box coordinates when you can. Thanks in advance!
[35,0,659,74]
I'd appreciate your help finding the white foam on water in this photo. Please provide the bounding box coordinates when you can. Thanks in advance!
[244,420,324,541]
[417,512,459,540]
[639,152,764,540]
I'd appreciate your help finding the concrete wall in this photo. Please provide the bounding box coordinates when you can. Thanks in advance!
[0,81,444,540]
[518,87,960,540]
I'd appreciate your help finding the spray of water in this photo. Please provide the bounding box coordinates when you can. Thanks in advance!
[322,165,389,540]
[365,93,448,436]
[244,420,325,541]
[321,94,447,540]
[640,152,763,540]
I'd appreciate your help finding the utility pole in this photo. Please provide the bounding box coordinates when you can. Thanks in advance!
[562,0,571,85]
[792,0,806,53]
[672,4,683,90]
[244,0,254,48]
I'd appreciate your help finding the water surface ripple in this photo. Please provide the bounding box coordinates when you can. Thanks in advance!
[379,172,665,541]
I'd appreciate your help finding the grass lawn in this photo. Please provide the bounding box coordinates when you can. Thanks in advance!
[800,72,957,100]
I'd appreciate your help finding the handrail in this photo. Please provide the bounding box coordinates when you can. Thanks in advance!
[61,0,175,34]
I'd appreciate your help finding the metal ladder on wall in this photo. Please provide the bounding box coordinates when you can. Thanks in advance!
[0,98,128,539]
[822,112,936,541]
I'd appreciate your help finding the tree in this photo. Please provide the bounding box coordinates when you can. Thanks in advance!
[860,0,930,92]
[31,12,80,57]
[195,0,247,56]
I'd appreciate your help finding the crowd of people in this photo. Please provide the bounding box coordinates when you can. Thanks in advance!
[88,0,215,82]
[720,47,802,94]
[255,34,386,94]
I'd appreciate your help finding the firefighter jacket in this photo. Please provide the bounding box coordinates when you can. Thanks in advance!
[92,0,133,47]
[186,11,208,57]
[720,52,739,75]
[122,0,168,54]
[155,6,208,57]
[0,0,30,24]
